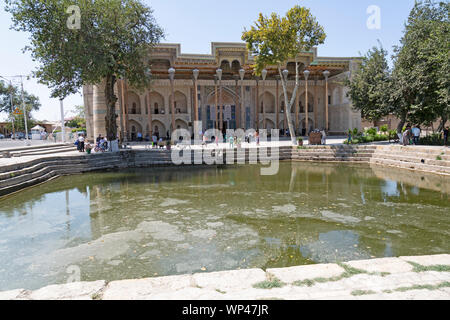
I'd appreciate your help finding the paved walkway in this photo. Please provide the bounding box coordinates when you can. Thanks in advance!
[1,255,449,300]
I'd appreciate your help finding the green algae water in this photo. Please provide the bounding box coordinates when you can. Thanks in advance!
[0,162,449,291]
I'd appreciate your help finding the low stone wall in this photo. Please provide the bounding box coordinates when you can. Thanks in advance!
[1,254,449,300]
[1,144,449,198]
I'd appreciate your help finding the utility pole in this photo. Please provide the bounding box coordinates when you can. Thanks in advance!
[9,80,15,140]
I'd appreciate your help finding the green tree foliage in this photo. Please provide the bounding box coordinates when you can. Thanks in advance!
[5,0,164,141]
[346,45,392,123]
[0,80,41,114]
[242,5,326,144]
[391,0,449,132]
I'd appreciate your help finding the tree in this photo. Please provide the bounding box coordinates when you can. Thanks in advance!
[346,44,392,124]
[0,80,41,114]
[391,0,449,132]
[5,104,36,133]
[242,6,326,145]
[6,0,164,141]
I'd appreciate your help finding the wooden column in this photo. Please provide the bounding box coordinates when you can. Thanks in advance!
[262,80,266,129]
[255,78,259,129]
[147,90,152,136]
[295,84,300,134]
[314,77,318,130]
[276,76,280,130]
[235,78,240,128]
[305,80,309,134]
[123,80,129,141]
[214,77,219,129]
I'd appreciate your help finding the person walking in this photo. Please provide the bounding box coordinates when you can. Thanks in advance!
[256,131,260,146]
[444,127,449,146]
[321,129,327,145]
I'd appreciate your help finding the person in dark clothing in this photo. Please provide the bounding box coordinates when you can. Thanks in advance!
[444,127,449,146]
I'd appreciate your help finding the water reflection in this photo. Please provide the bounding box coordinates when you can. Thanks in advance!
[0,163,448,291]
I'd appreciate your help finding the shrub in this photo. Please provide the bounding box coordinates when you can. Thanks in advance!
[353,128,359,136]
[419,134,444,146]
[380,125,388,133]
[366,127,377,136]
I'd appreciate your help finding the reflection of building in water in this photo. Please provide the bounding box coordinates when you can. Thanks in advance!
[84,42,363,141]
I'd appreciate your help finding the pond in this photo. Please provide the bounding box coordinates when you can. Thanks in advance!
[0,162,449,291]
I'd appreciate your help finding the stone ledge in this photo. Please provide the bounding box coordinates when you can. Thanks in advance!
[346,257,414,274]
[399,254,450,266]
[267,263,345,283]
[28,281,106,300]
[193,268,266,291]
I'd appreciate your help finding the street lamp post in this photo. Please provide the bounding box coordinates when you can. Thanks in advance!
[261,69,267,130]
[216,69,223,132]
[239,69,245,129]
[323,70,330,132]
[304,70,310,135]
[60,99,65,143]
[214,75,218,129]
[193,69,199,123]
[168,68,176,135]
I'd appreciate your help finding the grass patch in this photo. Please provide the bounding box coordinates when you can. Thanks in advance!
[253,278,286,289]
[292,279,315,287]
[292,263,391,287]
[351,290,376,296]
[215,289,226,294]
[436,156,443,161]
[394,282,450,293]
[407,261,450,273]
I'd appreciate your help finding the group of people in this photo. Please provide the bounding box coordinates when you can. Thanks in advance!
[401,125,421,146]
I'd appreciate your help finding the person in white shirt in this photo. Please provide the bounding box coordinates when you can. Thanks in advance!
[78,134,85,152]
[412,126,421,145]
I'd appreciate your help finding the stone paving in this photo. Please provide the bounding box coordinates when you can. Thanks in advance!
[1,255,449,300]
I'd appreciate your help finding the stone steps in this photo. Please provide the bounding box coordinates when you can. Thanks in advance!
[373,153,450,168]
[6,145,77,157]
[370,157,450,175]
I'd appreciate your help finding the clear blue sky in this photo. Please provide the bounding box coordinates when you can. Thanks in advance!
[0,0,416,121]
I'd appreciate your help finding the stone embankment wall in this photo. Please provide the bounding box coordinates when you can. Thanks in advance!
[1,144,449,198]
[1,254,449,300]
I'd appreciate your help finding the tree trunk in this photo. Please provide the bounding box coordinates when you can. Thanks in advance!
[397,112,407,134]
[104,75,118,142]
[437,115,448,132]
[278,66,298,145]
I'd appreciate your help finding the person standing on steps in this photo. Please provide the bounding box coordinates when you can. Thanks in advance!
[78,134,85,153]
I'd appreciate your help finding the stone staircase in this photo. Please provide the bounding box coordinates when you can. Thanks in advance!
[292,145,377,162]
[0,153,124,197]
[371,145,450,175]
[0,143,78,158]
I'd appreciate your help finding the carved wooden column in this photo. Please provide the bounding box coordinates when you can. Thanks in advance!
[147,90,152,136]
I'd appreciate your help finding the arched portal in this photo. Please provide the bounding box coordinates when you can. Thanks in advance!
[152,120,165,139]
[259,92,276,113]
[129,120,143,141]
[127,92,141,114]
[170,91,187,114]
[149,91,164,114]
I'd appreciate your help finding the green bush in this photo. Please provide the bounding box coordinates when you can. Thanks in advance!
[381,125,388,133]
[419,133,444,146]
[353,128,359,136]
[366,127,377,136]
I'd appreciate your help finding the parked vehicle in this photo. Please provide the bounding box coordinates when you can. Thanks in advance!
[0,133,5,139]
